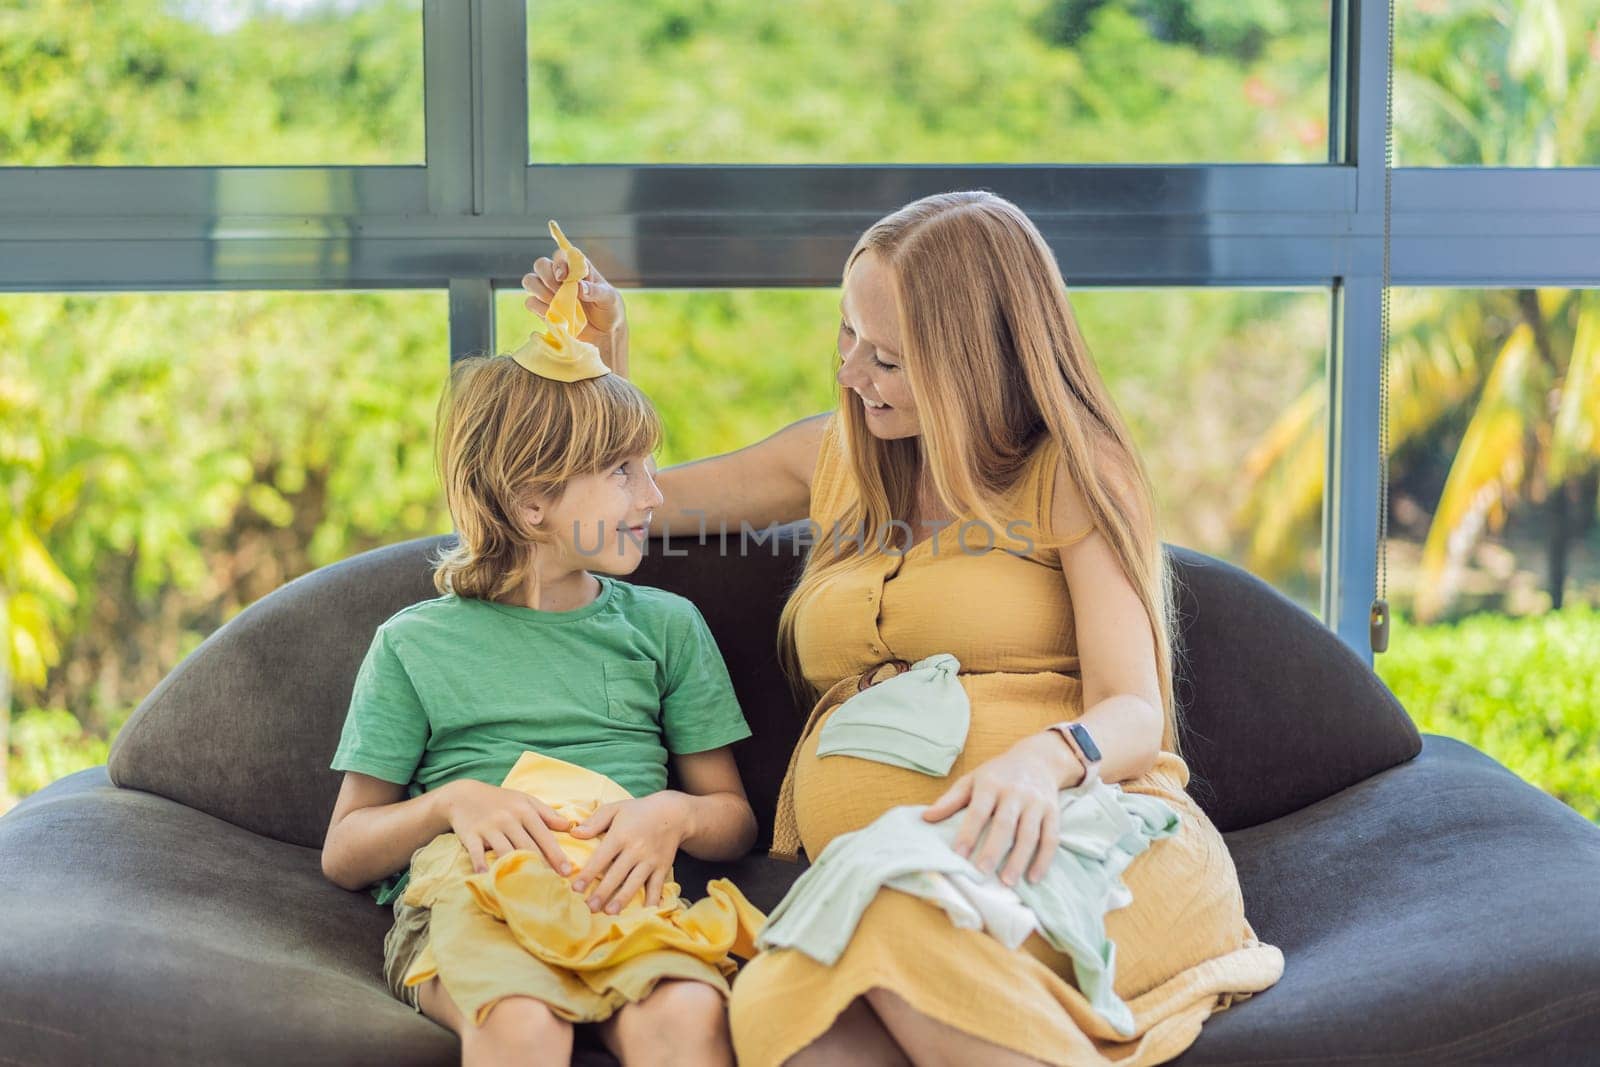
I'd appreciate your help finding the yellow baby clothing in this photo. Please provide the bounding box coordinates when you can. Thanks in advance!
[509,220,611,382]
[399,750,766,1026]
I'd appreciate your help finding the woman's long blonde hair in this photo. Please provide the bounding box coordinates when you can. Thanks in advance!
[429,355,661,605]
[775,191,1186,755]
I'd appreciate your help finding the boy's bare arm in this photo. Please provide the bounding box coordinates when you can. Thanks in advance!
[320,771,452,892]
[670,747,758,863]
[323,772,579,890]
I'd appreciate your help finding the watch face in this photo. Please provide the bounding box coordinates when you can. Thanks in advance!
[1068,722,1103,763]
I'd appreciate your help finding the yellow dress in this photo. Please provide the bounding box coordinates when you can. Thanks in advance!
[727,417,1284,1066]
[400,751,765,1026]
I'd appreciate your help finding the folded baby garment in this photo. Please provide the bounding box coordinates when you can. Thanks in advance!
[890,869,1041,948]
[400,750,766,1026]
[815,652,970,776]
[756,772,1181,1037]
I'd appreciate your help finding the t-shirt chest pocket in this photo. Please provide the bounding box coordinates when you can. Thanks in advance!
[603,659,661,727]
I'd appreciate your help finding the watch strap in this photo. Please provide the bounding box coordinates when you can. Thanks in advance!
[1049,721,1102,782]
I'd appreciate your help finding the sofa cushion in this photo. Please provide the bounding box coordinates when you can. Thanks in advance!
[107,533,1421,849]
[0,767,455,1066]
[1173,735,1600,1064]
[0,766,812,1067]
[1164,545,1422,831]
[12,735,1597,1065]
[107,531,814,850]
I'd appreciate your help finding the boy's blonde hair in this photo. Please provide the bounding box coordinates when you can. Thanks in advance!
[430,355,662,603]
[776,190,1188,757]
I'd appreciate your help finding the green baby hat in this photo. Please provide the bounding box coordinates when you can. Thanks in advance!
[816,653,971,776]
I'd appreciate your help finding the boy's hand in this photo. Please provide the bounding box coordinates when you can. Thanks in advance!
[439,779,575,877]
[568,792,693,914]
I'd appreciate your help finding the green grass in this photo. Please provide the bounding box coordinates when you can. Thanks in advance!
[1375,604,1600,824]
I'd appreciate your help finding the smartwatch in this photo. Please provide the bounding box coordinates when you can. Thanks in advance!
[1048,721,1103,784]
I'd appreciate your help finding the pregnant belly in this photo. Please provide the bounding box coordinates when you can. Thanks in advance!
[792,671,1087,859]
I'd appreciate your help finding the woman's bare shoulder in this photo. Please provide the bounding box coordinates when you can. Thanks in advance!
[1044,434,1149,547]
[782,410,836,493]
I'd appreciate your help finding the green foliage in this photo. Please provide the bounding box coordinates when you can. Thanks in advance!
[1376,604,1600,823]
[1,370,77,692]
[0,0,424,165]
[1396,0,1600,165]
[526,0,1328,163]
[1,291,454,737]
[1037,0,1314,61]
[8,706,122,798]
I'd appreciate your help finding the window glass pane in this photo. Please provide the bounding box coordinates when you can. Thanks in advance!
[494,285,1328,616]
[1375,287,1599,823]
[1397,0,1600,166]
[0,0,425,165]
[526,0,1331,163]
[2,290,450,805]
[1069,288,1329,617]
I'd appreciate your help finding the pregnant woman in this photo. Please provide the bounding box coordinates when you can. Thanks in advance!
[522,190,1284,1066]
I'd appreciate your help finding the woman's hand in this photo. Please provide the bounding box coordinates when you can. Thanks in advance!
[522,252,627,345]
[568,792,693,914]
[921,732,1084,886]
[439,779,576,877]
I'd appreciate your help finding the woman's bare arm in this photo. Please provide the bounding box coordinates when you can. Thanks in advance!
[649,412,833,539]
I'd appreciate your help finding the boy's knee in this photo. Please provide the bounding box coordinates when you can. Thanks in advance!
[625,979,727,1038]
[477,995,570,1041]
[649,979,726,1015]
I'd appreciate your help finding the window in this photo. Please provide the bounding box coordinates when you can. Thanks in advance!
[3,288,449,796]
[1373,287,1600,818]
[526,0,1332,163]
[1,0,426,165]
[1074,287,1329,615]
[1396,0,1600,166]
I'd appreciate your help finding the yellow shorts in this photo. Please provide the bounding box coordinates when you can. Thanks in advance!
[381,891,733,1025]
[379,755,762,1027]
[381,896,429,1013]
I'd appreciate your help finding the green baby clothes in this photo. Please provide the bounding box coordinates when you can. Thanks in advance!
[756,773,1181,1037]
[888,868,1041,948]
[814,653,970,776]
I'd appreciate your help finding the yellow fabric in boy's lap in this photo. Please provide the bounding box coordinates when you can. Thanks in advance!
[400,750,765,1026]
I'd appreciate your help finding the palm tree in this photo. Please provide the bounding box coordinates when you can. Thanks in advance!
[1236,286,1600,622]
[1233,0,1600,622]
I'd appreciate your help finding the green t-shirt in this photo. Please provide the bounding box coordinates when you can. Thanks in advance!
[329,575,752,905]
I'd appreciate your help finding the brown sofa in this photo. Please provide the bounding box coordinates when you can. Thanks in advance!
[2,528,1597,1065]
